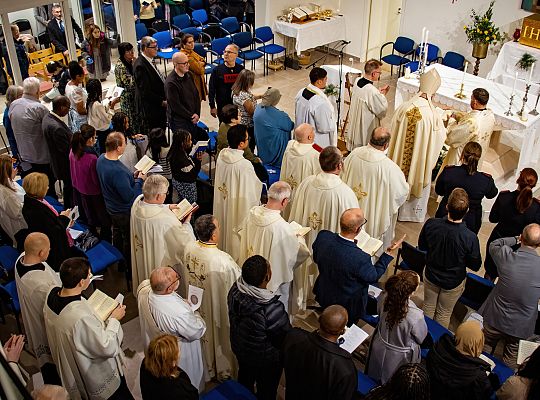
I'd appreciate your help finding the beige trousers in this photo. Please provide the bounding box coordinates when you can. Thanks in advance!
[422,274,466,329]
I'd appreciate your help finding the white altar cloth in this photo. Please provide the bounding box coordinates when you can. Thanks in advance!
[395,64,540,174]
[273,16,347,56]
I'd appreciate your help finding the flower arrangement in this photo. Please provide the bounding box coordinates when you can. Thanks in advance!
[463,1,503,45]
[324,83,339,97]
[516,53,537,71]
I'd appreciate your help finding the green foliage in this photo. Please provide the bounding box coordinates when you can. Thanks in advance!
[463,1,503,45]
[324,83,339,97]
[516,53,537,70]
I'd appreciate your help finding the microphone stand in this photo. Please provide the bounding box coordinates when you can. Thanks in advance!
[335,41,349,138]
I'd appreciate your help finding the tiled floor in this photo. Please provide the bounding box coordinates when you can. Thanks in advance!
[0,48,511,394]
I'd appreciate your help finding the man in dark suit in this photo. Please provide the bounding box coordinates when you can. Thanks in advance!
[134,36,167,133]
[313,208,403,326]
[46,4,83,56]
[42,96,73,208]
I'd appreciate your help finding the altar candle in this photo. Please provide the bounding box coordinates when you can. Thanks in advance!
[529,62,535,84]
[461,61,469,84]
[425,30,429,48]
[421,27,426,48]
[512,71,518,95]
[424,44,429,66]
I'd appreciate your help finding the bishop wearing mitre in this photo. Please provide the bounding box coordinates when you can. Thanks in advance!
[213,124,262,261]
[280,123,322,220]
[288,146,359,311]
[237,181,310,312]
[346,59,389,150]
[131,174,196,290]
[441,87,495,169]
[343,127,409,248]
[388,68,446,223]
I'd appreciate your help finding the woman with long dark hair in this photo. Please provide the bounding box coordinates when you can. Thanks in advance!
[367,271,427,383]
[145,128,172,202]
[364,363,430,400]
[65,61,88,133]
[231,69,261,152]
[115,42,143,134]
[168,129,202,204]
[484,167,540,280]
[435,141,498,234]
[112,111,147,173]
[497,346,540,399]
[86,79,111,154]
[69,124,112,241]
[82,23,113,81]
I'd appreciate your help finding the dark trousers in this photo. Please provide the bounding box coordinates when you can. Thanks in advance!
[41,362,61,385]
[61,178,74,209]
[97,128,111,154]
[109,212,131,272]
[247,125,255,152]
[238,360,282,400]
[20,163,57,199]
[108,376,134,400]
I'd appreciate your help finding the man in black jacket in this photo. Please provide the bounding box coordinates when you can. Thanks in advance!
[282,305,359,400]
[42,96,73,208]
[46,4,83,56]
[228,255,291,400]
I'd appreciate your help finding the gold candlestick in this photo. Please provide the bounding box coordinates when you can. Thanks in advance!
[454,83,466,99]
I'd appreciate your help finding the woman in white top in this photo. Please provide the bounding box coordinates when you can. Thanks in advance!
[139,0,159,29]
[145,127,172,202]
[65,61,88,133]
[0,155,27,247]
[231,69,261,152]
[86,79,113,154]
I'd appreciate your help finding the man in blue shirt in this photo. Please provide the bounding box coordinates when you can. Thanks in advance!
[97,131,146,277]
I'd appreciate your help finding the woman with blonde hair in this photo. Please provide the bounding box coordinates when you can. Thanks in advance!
[180,33,208,101]
[0,154,27,247]
[367,271,427,383]
[232,69,261,151]
[139,334,198,399]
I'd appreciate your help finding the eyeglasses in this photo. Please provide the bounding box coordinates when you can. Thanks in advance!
[360,218,368,228]
[166,268,180,292]
[223,50,238,54]
[175,61,190,66]
[147,45,158,49]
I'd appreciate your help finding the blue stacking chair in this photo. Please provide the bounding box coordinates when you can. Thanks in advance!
[0,245,20,280]
[192,9,218,29]
[152,19,171,33]
[209,37,232,65]
[220,16,250,36]
[153,31,178,74]
[194,44,214,80]
[358,371,378,396]
[0,281,21,332]
[201,379,256,399]
[232,31,263,70]
[172,13,193,36]
[405,43,440,73]
[380,36,415,76]
[393,241,426,280]
[85,240,130,290]
[458,272,495,311]
[439,51,466,71]
[255,26,286,75]
[135,22,148,42]
[183,27,212,45]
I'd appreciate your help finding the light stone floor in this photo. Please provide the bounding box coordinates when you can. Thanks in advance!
[0,48,509,396]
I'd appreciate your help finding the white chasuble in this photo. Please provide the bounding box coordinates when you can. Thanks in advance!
[44,297,125,400]
[237,206,310,310]
[182,241,241,380]
[14,256,61,367]
[443,109,495,168]
[342,145,409,248]
[213,148,262,261]
[388,96,445,222]
[295,84,337,147]
[130,195,196,290]
[288,172,359,312]
[346,80,388,151]
[279,140,321,220]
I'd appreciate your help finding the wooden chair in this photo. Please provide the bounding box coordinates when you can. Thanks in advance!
[41,52,66,67]
[28,62,53,95]
[28,48,53,64]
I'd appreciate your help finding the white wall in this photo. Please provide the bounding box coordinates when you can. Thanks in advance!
[400,0,531,77]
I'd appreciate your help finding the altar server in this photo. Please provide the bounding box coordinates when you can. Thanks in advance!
[388,68,446,222]
[295,67,337,147]
[14,233,61,384]
[288,146,359,312]
[237,181,310,311]
[213,124,262,261]
[280,123,321,220]
[182,214,241,381]
[346,59,389,150]
[342,127,409,248]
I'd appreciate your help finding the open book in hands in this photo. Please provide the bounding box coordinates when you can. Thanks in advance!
[134,155,156,175]
[87,289,123,321]
[289,221,311,237]
[355,229,383,256]
[172,199,199,222]
[189,141,209,157]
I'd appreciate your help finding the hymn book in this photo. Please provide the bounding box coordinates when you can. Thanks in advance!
[172,199,199,221]
[87,289,121,321]
[354,230,383,256]
[189,141,209,157]
[479,354,496,373]
[134,155,156,175]
[518,340,540,365]
[289,221,311,237]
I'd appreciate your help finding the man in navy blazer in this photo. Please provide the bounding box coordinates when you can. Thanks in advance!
[313,208,403,325]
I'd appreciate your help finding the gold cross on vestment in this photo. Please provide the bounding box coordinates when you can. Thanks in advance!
[284,174,298,189]
[353,183,368,200]
[308,212,322,230]
[217,183,228,200]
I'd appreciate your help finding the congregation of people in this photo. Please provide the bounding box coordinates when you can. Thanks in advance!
[2,12,540,399]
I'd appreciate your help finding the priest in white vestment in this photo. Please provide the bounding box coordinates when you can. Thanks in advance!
[14,233,61,384]
[442,88,495,169]
[213,124,262,261]
[280,123,322,220]
[237,181,310,312]
[342,127,409,248]
[388,68,446,223]
[44,258,130,400]
[182,214,241,380]
[137,267,206,391]
[288,146,359,312]
[346,59,389,150]
[295,67,337,147]
[131,174,196,290]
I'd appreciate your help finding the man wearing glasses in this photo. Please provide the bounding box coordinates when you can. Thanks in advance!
[312,208,403,326]
[208,44,244,123]
[346,59,390,150]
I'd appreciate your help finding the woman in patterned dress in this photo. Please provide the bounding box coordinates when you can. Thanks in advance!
[115,42,144,134]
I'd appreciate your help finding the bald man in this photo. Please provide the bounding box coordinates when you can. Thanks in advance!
[279,123,322,220]
[282,305,358,399]
[312,208,403,326]
[479,223,540,368]
[165,51,203,138]
[14,232,61,384]
[343,127,409,248]
[137,266,206,390]
[32,385,69,400]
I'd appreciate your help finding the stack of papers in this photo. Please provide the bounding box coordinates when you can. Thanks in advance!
[339,325,369,353]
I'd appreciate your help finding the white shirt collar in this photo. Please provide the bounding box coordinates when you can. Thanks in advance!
[338,234,355,243]
[141,52,155,64]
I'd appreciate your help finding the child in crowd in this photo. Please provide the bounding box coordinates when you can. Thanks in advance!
[83,23,113,81]
[145,127,172,203]
[46,61,70,95]
[86,79,112,154]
